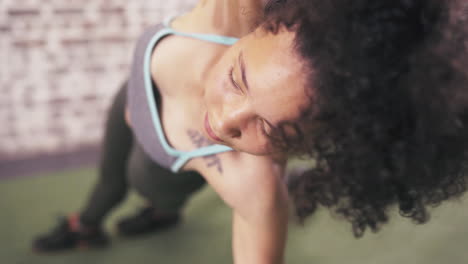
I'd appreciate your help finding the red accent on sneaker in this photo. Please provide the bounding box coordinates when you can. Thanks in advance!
[68,213,81,232]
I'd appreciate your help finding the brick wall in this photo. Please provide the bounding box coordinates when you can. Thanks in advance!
[0,0,196,161]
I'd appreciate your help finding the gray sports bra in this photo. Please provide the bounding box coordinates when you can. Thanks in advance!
[127,16,239,172]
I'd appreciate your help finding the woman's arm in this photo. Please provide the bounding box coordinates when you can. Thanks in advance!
[193,148,289,264]
[232,179,289,264]
[219,153,289,264]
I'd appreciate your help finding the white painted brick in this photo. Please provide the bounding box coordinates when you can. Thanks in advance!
[2,0,197,158]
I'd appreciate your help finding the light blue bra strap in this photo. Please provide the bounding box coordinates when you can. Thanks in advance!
[144,16,236,172]
[189,144,233,157]
[163,13,239,46]
[143,27,185,157]
[172,31,238,46]
[171,145,233,172]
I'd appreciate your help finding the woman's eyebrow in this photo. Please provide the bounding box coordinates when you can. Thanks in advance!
[264,118,278,131]
[239,51,250,92]
[238,51,279,129]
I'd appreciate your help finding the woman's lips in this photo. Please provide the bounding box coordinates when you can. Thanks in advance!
[205,114,223,142]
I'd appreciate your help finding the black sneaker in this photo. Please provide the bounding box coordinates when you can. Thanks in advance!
[116,206,180,237]
[33,215,109,253]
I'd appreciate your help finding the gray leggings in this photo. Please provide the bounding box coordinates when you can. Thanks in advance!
[79,82,205,226]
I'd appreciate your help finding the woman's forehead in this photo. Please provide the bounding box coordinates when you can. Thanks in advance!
[247,66,309,128]
[242,29,309,123]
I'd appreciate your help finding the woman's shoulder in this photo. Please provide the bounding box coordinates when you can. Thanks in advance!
[192,150,288,210]
[169,11,226,36]
[199,150,286,178]
[169,3,257,38]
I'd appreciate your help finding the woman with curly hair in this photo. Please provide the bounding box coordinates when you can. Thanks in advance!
[33,0,468,263]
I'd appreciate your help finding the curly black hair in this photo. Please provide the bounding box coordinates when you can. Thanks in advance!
[262,0,468,237]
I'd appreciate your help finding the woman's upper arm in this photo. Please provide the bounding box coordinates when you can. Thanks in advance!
[228,156,289,264]
[197,152,288,213]
[197,152,289,264]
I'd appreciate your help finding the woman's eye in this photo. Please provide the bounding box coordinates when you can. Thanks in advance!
[259,118,272,136]
[229,66,242,91]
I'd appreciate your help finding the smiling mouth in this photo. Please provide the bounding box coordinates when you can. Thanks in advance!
[205,114,223,142]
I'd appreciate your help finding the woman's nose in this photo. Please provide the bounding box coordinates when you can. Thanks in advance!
[216,102,253,139]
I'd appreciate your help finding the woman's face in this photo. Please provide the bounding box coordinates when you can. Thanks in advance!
[204,26,310,155]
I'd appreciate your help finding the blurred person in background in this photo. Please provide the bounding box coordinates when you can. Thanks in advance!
[33,0,468,263]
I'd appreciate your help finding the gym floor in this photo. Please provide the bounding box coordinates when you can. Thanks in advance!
[1,167,468,264]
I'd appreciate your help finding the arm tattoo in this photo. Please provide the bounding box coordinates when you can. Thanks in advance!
[187,129,223,174]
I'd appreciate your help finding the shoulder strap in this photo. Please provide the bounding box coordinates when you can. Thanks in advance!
[163,14,239,46]
[141,16,236,172]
